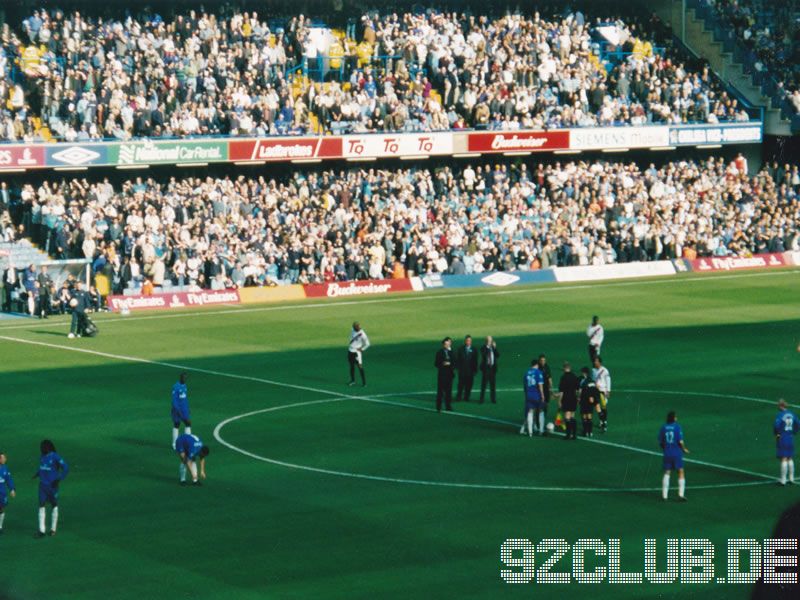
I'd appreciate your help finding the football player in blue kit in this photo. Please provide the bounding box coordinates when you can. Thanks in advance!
[774,399,799,485]
[659,412,690,501]
[175,433,209,486]
[171,372,192,449]
[34,440,69,537]
[0,452,16,534]
[520,359,545,437]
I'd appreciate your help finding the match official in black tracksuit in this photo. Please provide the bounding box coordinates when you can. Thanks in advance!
[68,282,90,338]
[435,337,455,412]
[455,335,478,402]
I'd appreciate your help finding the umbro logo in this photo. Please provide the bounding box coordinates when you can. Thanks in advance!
[51,146,100,166]
[481,272,521,287]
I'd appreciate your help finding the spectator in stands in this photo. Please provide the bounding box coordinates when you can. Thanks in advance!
[0,6,753,142]
[5,156,796,292]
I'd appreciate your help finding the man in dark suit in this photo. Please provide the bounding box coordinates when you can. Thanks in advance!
[434,337,455,412]
[455,335,478,402]
[479,336,499,404]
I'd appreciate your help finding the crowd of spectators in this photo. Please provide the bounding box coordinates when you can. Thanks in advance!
[699,0,800,116]
[8,157,798,293]
[0,6,753,142]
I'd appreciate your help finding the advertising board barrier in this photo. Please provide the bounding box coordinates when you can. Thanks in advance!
[303,279,416,298]
[107,289,241,312]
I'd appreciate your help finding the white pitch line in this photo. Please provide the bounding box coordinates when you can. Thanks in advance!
[213,398,774,492]
[620,388,781,407]
[366,388,796,409]
[355,396,776,482]
[0,268,797,332]
[0,333,777,485]
[0,334,363,400]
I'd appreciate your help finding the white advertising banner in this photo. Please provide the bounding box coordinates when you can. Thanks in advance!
[341,132,453,158]
[570,126,670,150]
[553,261,676,282]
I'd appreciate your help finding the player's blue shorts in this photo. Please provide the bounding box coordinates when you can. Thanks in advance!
[777,439,795,459]
[663,454,683,471]
[0,493,7,508]
[175,447,200,461]
[38,484,59,506]
[171,404,190,424]
[525,399,542,411]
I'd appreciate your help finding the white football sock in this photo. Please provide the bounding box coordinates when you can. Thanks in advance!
[662,474,670,499]
[179,464,187,482]
[185,426,192,435]
[780,461,788,484]
[172,428,179,448]
[51,507,59,532]
[520,422,526,434]
[38,507,46,533]
[678,477,685,498]
[789,460,795,483]
[526,412,534,435]
[0,512,5,529]
[189,462,198,482]
[538,412,545,434]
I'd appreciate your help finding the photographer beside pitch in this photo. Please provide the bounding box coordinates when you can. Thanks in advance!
[67,281,90,339]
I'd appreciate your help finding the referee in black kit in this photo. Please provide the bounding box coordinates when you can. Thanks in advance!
[434,337,455,412]
[558,362,580,440]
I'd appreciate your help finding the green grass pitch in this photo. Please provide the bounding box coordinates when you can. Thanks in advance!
[1,269,800,599]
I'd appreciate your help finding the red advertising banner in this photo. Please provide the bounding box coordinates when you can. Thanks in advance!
[229,137,342,161]
[467,130,570,153]
[107,289,241,312]
[688,253,788,272]
[0,145,45,169]
[304,279,414,298]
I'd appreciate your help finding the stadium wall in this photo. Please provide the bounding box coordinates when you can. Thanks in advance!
[0,123,763,172]
[104,253,796,312]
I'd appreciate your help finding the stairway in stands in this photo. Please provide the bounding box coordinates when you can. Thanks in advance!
[0,239,52,270]
[664,0,793,136]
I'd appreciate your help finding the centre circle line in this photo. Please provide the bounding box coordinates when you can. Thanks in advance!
[213,390,776,492]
